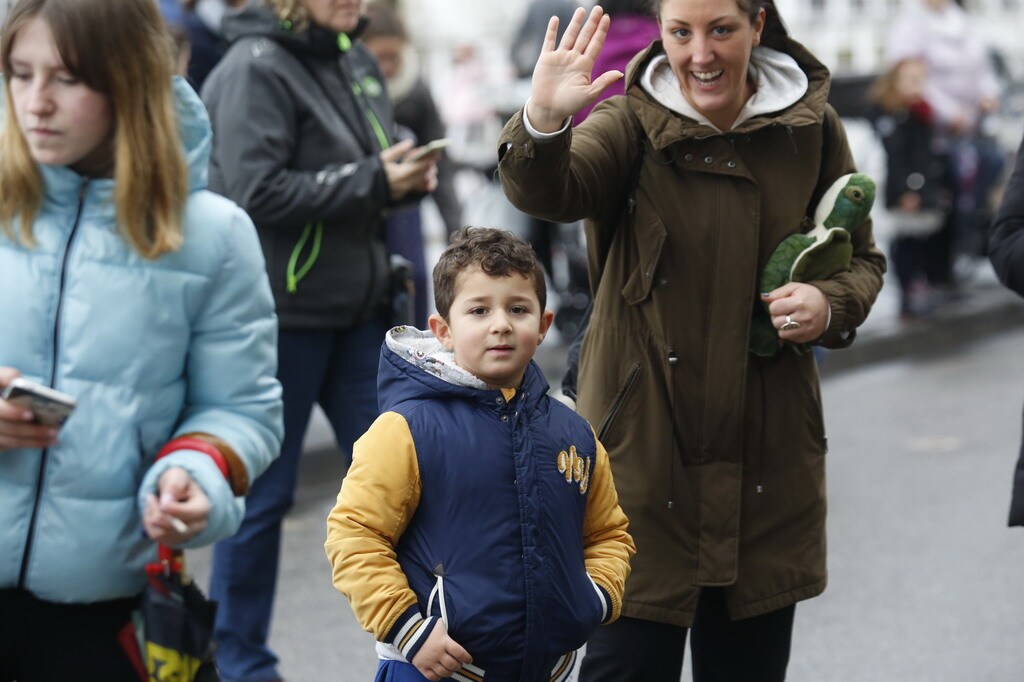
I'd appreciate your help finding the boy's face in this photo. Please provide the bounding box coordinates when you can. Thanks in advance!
[429,266,554,388]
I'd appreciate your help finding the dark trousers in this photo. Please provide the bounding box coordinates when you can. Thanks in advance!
[0,588,141,682]
[579,588,795,682]
[209,318,390,682]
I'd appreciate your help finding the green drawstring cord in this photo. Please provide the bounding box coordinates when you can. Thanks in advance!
[285,222,323,293]
[351,80,390,151]
[287,34,386,295]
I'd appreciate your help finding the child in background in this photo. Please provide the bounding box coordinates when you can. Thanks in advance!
[869,57,952,320]
[325,227,634,682]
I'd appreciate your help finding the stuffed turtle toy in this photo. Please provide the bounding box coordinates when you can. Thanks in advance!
[749,172,876,357]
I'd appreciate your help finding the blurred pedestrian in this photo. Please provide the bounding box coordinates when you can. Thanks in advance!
[573,0,659,124]
[868,57,952,320]
[362,0,464,325]
[0,0,283,679]
[498,2,886,679]
[511,0,580,80]
[988,129,1024,528]
[887,0,1004,287]
[158,0,247,89]
[325,227,634,682]
[200,0,441,679]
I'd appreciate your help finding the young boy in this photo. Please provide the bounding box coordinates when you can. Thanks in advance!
[325,227,635,682]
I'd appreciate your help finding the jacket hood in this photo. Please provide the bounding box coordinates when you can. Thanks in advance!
[378,326,550,413]
[623,34,831,146]
[174,75,213,193]
[221,2,368,57]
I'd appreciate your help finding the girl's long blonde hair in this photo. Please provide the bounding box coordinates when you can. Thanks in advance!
[0,0,188,259]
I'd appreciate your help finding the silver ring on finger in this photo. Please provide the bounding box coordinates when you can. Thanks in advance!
[781,315,800,332]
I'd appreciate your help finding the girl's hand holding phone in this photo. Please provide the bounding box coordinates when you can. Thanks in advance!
[0,367,60,451]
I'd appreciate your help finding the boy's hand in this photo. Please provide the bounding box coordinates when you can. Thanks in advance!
[411,620,472,680]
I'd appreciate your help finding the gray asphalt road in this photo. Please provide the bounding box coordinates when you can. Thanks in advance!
[187,326,1024,681]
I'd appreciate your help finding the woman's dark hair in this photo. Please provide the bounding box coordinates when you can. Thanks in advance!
[650,0,789,43]
[600,0,656,17]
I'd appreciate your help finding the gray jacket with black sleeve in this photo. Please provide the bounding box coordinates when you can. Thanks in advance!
[202,4,394,329]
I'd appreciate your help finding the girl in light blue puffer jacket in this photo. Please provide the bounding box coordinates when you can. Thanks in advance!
[0,0,283,678]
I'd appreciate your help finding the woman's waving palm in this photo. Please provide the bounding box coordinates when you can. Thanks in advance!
[527,6,625,132]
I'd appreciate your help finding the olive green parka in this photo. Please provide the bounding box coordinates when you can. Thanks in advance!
[497,36,886,625]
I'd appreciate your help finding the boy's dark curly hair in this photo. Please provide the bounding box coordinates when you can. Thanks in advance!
[433,227,547,320]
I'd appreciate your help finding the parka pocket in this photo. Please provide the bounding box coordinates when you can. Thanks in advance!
[596,362,641,442]
[620,212,666,305]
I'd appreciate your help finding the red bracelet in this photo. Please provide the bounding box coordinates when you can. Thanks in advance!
[155,436,230,480]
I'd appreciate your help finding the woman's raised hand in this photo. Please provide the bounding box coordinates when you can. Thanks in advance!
[527,6,623,133]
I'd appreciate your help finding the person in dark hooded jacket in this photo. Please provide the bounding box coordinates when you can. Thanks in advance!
[988,129,1024,529]
[200,0,442,680]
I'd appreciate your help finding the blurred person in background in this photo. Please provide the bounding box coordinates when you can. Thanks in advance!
[158,0,247,89]
[511,0,580,81]
[988,129,1024,529]
[510,0,592,342]
[868,57,952,321]
[573,0,659,124]
[362,0,463,326]
[887,0,1003,290]
[0,0,282,678]
[199,0,441,679]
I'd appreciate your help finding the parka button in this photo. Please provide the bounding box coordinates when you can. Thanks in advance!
[659,278,668,287]
[496,397,504,404]
[668,350,679,366]
[727,161,737,168]
[704,156,713,164]
[684,153,694,162]
[501,415,509,422]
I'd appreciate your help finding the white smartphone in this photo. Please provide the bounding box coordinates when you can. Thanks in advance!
[1,377,77,427]
[406,138,450,162]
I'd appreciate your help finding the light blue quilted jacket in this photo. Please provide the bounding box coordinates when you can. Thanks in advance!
[0,78,283,603]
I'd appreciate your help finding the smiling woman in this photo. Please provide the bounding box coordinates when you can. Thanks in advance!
[498,0,886,679]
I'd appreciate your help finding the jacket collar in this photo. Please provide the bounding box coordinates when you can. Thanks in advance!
[379,327,550,414]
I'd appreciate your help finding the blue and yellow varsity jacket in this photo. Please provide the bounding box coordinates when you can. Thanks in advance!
[325,328,634,682]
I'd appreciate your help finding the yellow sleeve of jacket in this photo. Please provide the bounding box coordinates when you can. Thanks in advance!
[583,431,636,623]
[325,411,422,641]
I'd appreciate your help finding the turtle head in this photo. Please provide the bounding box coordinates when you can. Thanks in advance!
[814,173,876,230]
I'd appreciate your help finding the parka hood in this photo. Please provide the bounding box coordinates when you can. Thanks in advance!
[221,2,368,57]
[378,326,550,413]
[623,34,831,147]
[174,76,214,193]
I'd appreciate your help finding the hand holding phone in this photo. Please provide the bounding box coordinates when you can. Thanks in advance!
[1,377,77,427]
[406,138,450,162]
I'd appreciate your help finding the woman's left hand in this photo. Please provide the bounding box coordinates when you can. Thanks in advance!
[763,282,830,344]
[143,466,211,545]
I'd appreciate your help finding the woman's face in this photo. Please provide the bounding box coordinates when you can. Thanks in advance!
[658,0,765,131]
[7,16,114,174]
[303,0,362,33]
